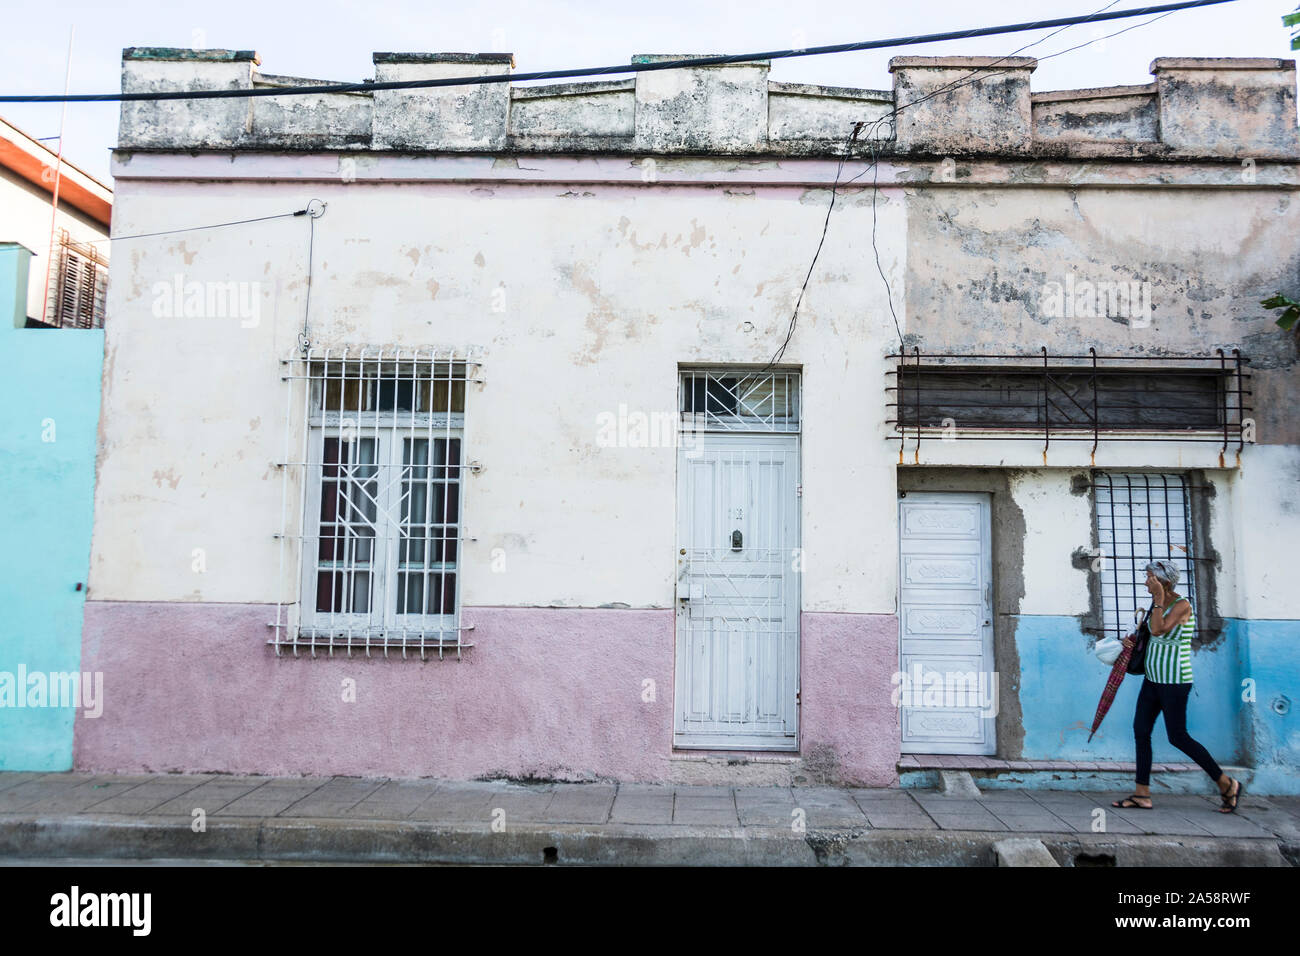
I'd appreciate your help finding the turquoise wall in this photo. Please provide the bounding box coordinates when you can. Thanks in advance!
[1014,614,1299,792]
[0,291,104,769]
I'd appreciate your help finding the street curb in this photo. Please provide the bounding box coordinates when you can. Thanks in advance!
[0,816,1289,866]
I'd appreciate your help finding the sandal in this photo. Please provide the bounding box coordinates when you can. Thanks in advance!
[1217,777,1243,814]
[1111,794,1152,809]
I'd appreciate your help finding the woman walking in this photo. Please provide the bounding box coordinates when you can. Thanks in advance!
[1111,559,1242,813]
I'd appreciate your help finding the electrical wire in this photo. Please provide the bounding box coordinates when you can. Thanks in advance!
[0,0,1235,104]
[59,0,1218,367]
[299,199,325,353]
[81,208,315,243]
[76,201,327,353]
[777,0,1172,363]
[878,0,1124,125]
[757,122,865,374]
[885,1,1177,123]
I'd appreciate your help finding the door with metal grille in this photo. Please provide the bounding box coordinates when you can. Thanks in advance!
[897,492,995,755]
[674,433,800,749]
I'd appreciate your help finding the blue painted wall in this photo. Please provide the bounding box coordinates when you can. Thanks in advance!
[1235,618,1300,795]
[0,252,104,769]
[1013,614,1299,793]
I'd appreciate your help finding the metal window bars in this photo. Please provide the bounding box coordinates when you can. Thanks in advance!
[886,348,1252,463]
[45,229,108,329]
[679,368,801,433]
[1093,472,1201,643]
[272,346,484,660]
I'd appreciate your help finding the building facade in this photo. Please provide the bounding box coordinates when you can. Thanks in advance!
[75,48,1300,791]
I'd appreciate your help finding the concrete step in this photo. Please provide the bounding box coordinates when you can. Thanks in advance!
[900,761,1254,795]
[993,838,1059,866]
[938,770,981,797]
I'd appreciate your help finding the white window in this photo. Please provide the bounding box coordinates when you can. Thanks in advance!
[281,349,472,657]
[1094,472,1197,642]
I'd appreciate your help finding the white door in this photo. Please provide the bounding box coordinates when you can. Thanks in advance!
[675,434,800,749]
[898,492,995,755]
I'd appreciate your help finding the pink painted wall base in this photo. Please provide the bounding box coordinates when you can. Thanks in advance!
[75,602,900,784]
[800,611,901,786]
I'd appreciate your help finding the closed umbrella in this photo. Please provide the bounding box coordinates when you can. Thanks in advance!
[1087,607,1147,742]
[1087,643,1133,742]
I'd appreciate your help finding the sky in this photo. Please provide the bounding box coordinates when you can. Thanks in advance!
[1,0,1297,184]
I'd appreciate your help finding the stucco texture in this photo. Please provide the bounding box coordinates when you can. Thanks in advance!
[76,602,675,780]
[902,186,1300,443]
[90,178,903,615]
[75,603,904,783]
[799,611,900,786]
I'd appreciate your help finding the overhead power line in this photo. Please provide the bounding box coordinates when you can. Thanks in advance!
[81,208,316,243]
[0,0,1236,104]
[768,0,1169,365]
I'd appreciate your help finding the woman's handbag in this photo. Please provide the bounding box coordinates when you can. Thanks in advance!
[1125,604,1153,676]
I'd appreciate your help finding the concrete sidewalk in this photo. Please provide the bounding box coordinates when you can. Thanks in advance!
[1,771,1296,866]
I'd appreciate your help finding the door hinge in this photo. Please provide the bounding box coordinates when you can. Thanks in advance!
[795,484,802,498]
[796,690,801,705]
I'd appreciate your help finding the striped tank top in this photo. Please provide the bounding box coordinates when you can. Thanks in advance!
[1144,597,1195,684]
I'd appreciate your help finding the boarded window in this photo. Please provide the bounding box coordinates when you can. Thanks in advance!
[895,368,1227,431]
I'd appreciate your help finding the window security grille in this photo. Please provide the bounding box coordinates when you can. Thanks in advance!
[273,347,481,659]
[44,230,108,329]
[895,369,1225,429]
[679,369,800,433]
[886,349,1251,456]
[1093,472,1198,644]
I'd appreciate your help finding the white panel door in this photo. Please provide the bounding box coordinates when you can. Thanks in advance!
[674,434,799,750]
[898,492,995,755]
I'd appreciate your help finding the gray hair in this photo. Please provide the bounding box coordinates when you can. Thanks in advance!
[1144,559,1180,586]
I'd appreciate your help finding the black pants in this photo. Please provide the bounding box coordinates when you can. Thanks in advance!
[1133,678,1223,786]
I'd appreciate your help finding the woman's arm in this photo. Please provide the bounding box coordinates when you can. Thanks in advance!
[1148,593,1192,636]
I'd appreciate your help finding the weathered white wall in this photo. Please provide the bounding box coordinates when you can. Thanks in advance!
[1003,466,1264,621]
[1225,444,1300,619]
[1011,471,1093,617]
[903,183,1300,445]
[90,164,906,615]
